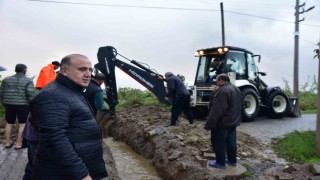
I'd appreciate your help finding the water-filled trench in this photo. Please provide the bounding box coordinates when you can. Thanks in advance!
[104,137,162,180]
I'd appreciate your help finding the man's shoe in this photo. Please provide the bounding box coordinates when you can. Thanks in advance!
[208,161,226,169]
[5,141,14,148]
[225,159,237,166]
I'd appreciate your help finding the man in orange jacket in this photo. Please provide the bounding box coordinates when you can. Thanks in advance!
[35,61,60,90]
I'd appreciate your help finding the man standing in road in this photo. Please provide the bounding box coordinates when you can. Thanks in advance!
[35,61,60,90]
[0,64,35,149]
[29,54,108,179]
[205,74,242,169]
[164,72,193,126]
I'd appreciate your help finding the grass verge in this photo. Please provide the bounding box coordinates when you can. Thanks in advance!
[273,131,320,163]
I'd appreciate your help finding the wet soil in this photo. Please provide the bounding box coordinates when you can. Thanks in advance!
[1,105,318,179]
[105,137,162,180]
[99,105,319,179]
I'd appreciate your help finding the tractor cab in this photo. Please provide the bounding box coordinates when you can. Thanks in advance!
[194,46,260,88]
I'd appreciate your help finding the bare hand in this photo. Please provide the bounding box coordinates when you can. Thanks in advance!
[212,85,219,92]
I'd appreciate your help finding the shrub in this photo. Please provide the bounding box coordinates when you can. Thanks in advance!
[283,77,317,112]
[116,87,165,110]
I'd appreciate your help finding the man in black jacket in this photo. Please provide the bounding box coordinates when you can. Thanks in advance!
[29,54,108,180]
[85,73,106,116]
[205,74,242,169]
[164,72,193,127]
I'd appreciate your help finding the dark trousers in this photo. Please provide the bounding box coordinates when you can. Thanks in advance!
[22,140,38,180]
[171,94,193,125]
[211,127,237,166]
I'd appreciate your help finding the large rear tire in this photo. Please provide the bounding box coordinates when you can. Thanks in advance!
[241,88,260,122]
[265,89,289,119]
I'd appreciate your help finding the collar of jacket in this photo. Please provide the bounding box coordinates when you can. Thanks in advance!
[47,64,55,69]
[56,73,85,92]
[90,79,101,87]
[219,81,230,87]
[14,73,25,77]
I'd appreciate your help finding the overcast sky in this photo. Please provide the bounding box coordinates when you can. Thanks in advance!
[0,0,319,91]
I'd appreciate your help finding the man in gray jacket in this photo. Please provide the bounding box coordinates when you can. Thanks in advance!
[204,74,242,169]
[0,64,35,149]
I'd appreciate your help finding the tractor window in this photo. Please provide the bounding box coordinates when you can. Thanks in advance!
[196,56,209,83]
[195,54,224,83]
[225,51,246,79]
[247,54,257,80]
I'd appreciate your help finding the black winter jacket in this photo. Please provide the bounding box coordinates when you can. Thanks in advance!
[166,75,189,102]
[205,82,242,129]
[85,80,103,116]
[30,73,108,180]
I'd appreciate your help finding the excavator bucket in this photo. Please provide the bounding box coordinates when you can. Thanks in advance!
[288,97,301,117]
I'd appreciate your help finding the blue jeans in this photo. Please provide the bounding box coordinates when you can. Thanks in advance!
[211,127,237,166]
[22,140,38,180]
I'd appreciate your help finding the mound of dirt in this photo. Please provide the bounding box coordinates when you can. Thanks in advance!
[99,105,320,179]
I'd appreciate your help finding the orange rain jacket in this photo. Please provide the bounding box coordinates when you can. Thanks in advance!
[35,64,57,89]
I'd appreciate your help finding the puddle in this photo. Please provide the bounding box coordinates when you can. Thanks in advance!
[104,137,162,180]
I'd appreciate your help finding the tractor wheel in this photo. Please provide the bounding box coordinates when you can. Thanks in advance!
[241,88,260,122]
[265,89,289,119]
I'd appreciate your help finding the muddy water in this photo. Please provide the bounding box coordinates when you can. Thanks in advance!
[105,137,162,180]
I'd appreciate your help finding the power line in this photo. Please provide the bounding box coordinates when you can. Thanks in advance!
[224,10,293,23]
[27,0,320,27]
[27,0,219,11]
[302,38,318,45]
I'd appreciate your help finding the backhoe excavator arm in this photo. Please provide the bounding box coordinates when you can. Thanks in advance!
[94,46,167,112]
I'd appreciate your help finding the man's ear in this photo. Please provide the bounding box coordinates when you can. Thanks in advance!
[60,67,68,76]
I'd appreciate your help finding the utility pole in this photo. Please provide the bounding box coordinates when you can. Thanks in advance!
[292,0,314,116]
[293,0,300,98]
[315,41,320,155]
[220,2,225,46]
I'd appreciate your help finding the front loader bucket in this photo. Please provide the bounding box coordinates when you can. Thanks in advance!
[288,97,301,117]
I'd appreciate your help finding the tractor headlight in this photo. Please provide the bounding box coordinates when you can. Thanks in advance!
[195,51,204,56]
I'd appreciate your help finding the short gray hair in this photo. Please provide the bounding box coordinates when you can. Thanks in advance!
[61,54,88,69]
[164,72,174,78]
[217,74,230,82]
